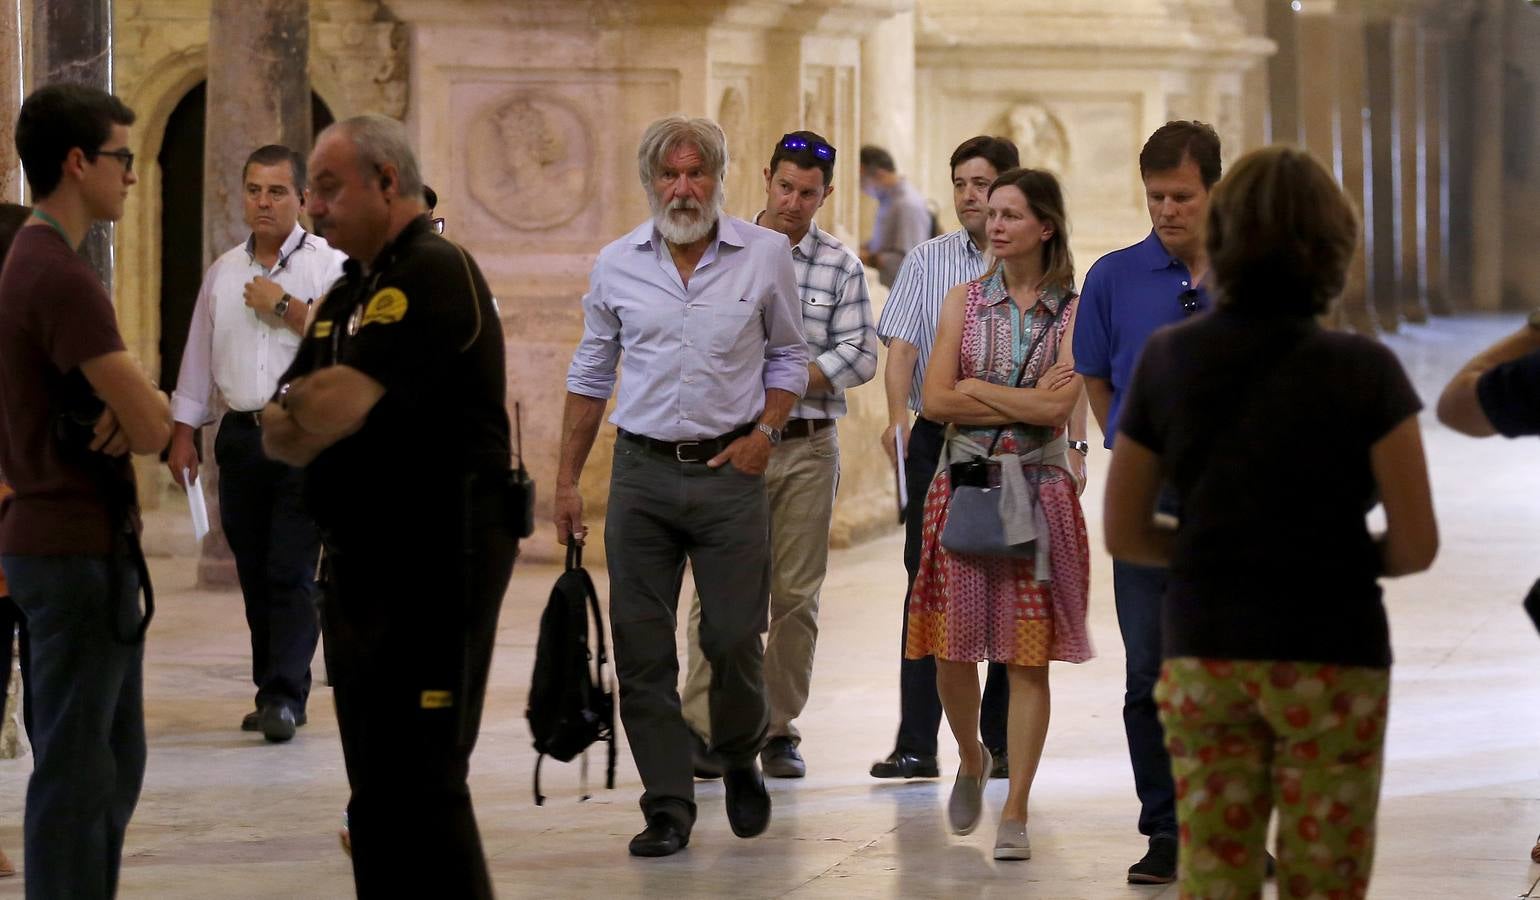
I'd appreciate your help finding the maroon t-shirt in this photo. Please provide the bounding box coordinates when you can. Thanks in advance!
[0,223,135,555]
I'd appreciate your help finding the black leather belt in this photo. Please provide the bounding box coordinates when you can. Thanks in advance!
[783,418,833,440]
[223,409,263,428]
[618,424,754,463]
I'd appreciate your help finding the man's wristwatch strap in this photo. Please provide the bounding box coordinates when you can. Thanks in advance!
[755,423,782,445]
[1068,439,1090,454]
[274,293,292,317]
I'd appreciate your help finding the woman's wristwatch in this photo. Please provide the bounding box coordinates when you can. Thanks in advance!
[1068,439,1090,454]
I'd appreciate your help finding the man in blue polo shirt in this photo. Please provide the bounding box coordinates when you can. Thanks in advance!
[1073,120,1220,885]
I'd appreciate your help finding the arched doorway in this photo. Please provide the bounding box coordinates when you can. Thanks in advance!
[156,83,335,389]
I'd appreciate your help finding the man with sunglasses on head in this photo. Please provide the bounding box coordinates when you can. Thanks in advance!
[168,144,345,744]
[0,83,172,899]
[871,135,1023,783]
[1072,120,1220,885]
[680,131,877,781]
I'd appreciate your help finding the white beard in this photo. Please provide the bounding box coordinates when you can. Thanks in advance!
[651,182,724,245]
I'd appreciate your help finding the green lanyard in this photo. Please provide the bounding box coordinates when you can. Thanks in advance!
[30,208,74,246]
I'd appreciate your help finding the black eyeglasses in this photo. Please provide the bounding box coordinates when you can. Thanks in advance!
[89,147,135,173]
[778,133,836,164]
[431,217,446,234]
[1179,288,1200,315]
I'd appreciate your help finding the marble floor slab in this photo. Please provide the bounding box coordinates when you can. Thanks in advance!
[1,314,1539,898]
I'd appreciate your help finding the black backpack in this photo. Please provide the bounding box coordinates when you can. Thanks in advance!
[526,540,616,805]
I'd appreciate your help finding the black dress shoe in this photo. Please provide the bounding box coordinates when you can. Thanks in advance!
[869,750,940,779]
[723,764,771,838]
[988,749,1009,780]
[1128,833,1178,884]
[243,708,307,732]
[628,816,689,857]
[260,705,297,743]
[690,730,724,780]
[760,736,806,779]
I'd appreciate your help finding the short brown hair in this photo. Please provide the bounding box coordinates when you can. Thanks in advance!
[986,168,1075,293]
[1206,145,1359,317]
[949,136,1019,180]
[1139,120,1221,188]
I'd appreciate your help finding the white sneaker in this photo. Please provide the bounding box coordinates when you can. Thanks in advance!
[993,819,1031,860]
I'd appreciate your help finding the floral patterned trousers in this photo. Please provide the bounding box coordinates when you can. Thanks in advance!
[1155,658,1391,900]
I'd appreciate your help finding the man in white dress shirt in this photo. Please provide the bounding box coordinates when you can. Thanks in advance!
[167,144,345,742]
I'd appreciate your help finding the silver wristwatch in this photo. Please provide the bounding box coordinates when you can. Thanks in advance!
[755,423,782,445]
[273,293,292,318]
[1068,439,1090,454]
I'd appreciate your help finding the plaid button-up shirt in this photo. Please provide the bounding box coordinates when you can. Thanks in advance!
[763,215,879,419]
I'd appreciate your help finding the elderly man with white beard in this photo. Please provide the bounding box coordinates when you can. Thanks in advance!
[556,116,808,858]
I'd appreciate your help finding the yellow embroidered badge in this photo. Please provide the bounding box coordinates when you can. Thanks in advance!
[361,287,408,327]
[420,690,454,709]
[313,320,333,338]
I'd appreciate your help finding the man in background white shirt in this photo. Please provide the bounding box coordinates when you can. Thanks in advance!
[167,144,345,743]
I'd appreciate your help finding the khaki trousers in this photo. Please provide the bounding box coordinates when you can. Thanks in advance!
[683,424,839,745]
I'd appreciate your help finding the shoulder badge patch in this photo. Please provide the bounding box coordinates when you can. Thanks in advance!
[312,320,333,339]
[420,690,454,709]
[361,287,408,327]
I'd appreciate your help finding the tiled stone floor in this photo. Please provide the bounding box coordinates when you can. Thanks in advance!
[1,314,1538,898]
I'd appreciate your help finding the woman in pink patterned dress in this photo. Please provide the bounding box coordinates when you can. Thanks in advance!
[906,168,1092,860]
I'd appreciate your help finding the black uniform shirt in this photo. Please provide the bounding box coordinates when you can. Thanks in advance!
[279,215,511,544]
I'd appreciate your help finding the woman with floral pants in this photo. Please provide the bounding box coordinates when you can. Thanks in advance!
[1103,146,1439,899]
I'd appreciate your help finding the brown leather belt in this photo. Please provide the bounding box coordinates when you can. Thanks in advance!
[782,417,834,440]
[618,424,754,463]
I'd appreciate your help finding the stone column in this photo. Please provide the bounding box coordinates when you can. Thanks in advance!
[1295,3,1340,164]
[1364,9,1399,331]
[197,0,311,587]
[1333,0,1376,333]
[1468,0,1504,311]
[28,0,113,286]
[1392,11,1429,323]
[1,0,21,204]
[1418,14,1451,316]
[860,10,916,242]
[1263,0,1300,144]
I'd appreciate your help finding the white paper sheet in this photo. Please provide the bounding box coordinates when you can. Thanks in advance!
[185,469,210,543]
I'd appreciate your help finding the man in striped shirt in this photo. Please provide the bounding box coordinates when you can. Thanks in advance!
[871,135,1022,781]
[683,131,877,780]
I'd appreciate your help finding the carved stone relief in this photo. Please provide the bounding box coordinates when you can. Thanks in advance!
[466,90,593,230]
[311,2,408,118]
[1004,101,1071,175]
[717,83,757,219]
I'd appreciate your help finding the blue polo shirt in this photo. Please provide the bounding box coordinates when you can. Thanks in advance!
[1073,230,1210,447]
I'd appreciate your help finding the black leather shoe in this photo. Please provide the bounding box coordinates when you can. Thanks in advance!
[1128,833,1178,884]
[628,816,689,857]
[260,705,297,743]
[723,764,771,838]
[988,748,1009,780]
[760,736,806,779]
[869,750,940,779]
[243,708,306,732]
[690,730,724,780]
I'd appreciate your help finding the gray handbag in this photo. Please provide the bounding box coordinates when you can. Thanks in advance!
[938,299,1067,559]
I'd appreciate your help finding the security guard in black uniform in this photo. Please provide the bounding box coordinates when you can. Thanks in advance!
[261,115,518,899]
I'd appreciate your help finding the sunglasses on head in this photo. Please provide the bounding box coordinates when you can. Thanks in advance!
[1179,288,1200,315]
[778,134,836,164]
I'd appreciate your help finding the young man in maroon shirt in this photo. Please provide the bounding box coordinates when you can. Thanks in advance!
[0,84,170,898]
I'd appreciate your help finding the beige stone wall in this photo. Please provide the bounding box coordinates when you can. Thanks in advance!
[914,0,1272,273]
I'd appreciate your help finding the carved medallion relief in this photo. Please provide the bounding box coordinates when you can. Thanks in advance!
[466,90,594,230]
[1004,101,1070,176]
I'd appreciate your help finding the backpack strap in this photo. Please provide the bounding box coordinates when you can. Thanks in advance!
[533,753,547,806]
[574,537,619,791]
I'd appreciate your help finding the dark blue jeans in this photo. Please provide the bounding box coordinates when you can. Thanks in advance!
[215,414,321,713]
[1112,559,1177,839]
[1,550,146,900]
[894,417,1008,758]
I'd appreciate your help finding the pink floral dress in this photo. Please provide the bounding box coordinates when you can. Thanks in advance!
[904,268,1093,667]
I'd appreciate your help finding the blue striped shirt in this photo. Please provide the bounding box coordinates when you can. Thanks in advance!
[874,229,987,413]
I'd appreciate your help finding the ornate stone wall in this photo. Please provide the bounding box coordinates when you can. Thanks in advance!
[914,0,1272,272]
[387,0,907,561]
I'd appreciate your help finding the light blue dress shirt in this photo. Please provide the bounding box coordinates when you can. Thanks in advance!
[567,215,810,441]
